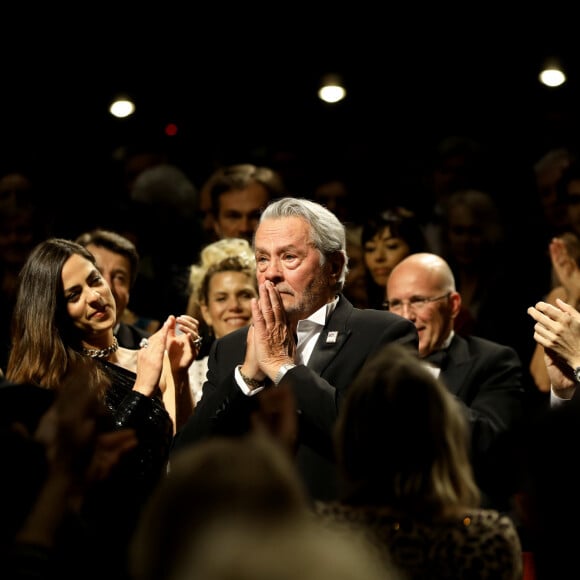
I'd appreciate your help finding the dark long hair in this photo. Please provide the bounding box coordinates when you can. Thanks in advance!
[6,238,108,393]
[361,207,427,309]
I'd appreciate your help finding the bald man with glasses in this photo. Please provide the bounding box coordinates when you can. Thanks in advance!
[386,252,526,512]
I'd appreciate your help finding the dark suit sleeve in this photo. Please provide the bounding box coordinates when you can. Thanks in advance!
[173,307,418,463]
[275,311,418,459]
[172,329,251,451]
[445,338,525,506]
[459,343,525,457]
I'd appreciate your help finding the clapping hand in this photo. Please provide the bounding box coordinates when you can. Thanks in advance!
[550,234,580,306]
[167,314,202,373]
[527,298,580,398]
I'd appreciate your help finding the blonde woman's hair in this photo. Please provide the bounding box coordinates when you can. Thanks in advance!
[336,342,480,515]
[188,238,255,303]
[185,238,257,334]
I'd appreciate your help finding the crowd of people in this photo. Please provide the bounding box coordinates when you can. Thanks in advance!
[2,139,580,580]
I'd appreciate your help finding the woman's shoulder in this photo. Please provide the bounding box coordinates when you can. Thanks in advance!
[313,503,522,579]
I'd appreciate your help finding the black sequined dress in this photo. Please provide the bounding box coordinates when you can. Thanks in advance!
[81,360,173,579]
[101,359,173,485]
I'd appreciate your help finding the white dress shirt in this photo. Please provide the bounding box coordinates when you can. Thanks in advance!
[235,297,339,395]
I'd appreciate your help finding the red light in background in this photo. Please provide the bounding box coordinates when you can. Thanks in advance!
[165,123,178,136]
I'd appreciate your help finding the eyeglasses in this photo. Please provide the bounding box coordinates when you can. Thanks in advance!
[382,292,451,313]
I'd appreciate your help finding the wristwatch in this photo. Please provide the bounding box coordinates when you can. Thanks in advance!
[274,363,296,385]
[574,367,580,383]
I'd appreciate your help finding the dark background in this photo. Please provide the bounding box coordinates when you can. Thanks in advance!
[2,7,579,217]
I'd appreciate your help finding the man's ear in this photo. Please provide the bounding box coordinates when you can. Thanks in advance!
[449,291,462,320]
[329,252,345,279]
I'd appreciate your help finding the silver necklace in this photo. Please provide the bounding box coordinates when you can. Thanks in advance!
[81,336,119,359]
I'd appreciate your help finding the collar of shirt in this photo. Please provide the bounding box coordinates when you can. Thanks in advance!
[296,296,339,365]
[440,330,454,350]
[423,331,455,375]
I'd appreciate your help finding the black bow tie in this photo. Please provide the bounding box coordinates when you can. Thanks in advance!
[425,349,448,369]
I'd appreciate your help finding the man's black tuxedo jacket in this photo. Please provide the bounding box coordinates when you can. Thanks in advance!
[173,294,418,500]
[432,333,526,507]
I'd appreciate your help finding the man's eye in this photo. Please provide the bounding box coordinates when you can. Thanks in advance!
[409,298,426,306]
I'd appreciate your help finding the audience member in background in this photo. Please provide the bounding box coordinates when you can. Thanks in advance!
[5,238,201,579]
[385,252,527,510]
[197,171,218,246]
[97,141,171,236]
[185,238,257,404]
[185,237,255,336]
[419,135,495,254]
[527,161,580,394]
[173,197,418,501]
[0,166,36,210]
[130,432,309,580]
[0,160,55,232]
[315,342,523,580]
[528,233,580,393]
[0,375,137,580]
[555,158,580,238]
[509,400,580,580]
[342,223,368,308]
[0,164,51,372]
[126,162,204,323]
[311,173,358,223]
[533,146,575,238]
[76,229,160,348]
[509,146,578,316]
[0,204,47,373]
[524,306,580,576]
[201,162,285,245]
[438,188,537,365]
[362,207,428,309]
[171,517,400,580]
[526,289,580,580]
[527,296,580,405]
[438,189,503,326]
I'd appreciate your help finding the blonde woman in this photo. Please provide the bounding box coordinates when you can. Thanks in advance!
[186,238,257,404]
[316,342,523,580]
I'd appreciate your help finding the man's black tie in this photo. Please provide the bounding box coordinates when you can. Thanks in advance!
[424,349,448,369]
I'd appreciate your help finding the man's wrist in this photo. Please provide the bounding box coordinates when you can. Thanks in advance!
[551,383,576,400]
[239,367,265,390]
[274,363,297,385]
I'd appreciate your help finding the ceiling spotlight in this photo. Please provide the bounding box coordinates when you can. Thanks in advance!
[109,94,136,118]
[539,58,567,88]
[318,74,346,104]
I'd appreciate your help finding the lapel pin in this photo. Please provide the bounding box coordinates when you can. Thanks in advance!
[326,331,338,343]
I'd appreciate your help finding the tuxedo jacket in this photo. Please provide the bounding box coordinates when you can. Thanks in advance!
[173,294,418,500]
[115,322,150,350]
[428,333,526,506]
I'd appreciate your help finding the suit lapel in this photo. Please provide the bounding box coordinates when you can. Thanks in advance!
[308,328,350,374]
[439,335,471,396]
[307,296,352,374]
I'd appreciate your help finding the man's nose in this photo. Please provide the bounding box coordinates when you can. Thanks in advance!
[238,216,254,233]
[264,258,283,280]
[399,303,416,319]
